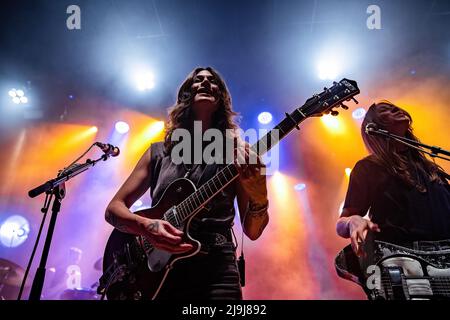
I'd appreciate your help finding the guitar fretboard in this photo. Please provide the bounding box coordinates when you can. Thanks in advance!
[174,107,308,222]
[172,79,360,223]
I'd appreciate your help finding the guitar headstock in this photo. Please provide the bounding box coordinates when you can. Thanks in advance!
[300,79,360,117]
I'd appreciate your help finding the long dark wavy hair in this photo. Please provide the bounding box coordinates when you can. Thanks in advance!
[361,101,448,192]
[164,67,239,153]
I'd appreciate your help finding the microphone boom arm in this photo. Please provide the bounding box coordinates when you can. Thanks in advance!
[28,154,109,198]
[23,143,118,301]
[369,128,450,161]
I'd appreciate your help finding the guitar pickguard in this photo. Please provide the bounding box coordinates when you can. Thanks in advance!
[335,239,450,300]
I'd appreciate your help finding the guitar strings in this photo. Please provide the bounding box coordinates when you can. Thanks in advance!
[174,82,352,223]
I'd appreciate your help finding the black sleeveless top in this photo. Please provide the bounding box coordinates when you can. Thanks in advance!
[148,142,237,235]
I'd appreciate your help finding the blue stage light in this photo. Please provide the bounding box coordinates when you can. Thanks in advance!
[258,112,273,125]
[352,107,366,120]
[115,121,130,134]
[0,215,30,248]
[294,183,306,191]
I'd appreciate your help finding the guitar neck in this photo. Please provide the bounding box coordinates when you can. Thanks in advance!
[174,108,308,223]
[174,78,360,223]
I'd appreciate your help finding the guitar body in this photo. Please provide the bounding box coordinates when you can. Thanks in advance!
[335,240,450,300]
[100,178,202,300]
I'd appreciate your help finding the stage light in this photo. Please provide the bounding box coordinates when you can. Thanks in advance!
[315,42,354,81]
[144,121,164,139]
[8,88,29,104]
[321,114,340,129]
[89,126,98,134]
[352,107,366,120]
[115,121,130,134]
[135,70,155,91]
[345,168,352,177]
[317,57,339,80]
[294,183,306,191]
[0,215,30,248]
[258,112,273,125]
[270,171,290,203]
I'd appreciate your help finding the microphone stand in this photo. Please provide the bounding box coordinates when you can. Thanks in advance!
[23,153,113,300]
[369,128,450,161]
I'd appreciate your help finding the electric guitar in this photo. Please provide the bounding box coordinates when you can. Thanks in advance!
[335,234,450,300]
[99,79,360,300]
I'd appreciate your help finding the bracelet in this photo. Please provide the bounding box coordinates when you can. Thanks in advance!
[248,200,269,217]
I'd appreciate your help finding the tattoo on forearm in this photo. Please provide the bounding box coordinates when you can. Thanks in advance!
[146,221,159,233]
[106,211,133,233]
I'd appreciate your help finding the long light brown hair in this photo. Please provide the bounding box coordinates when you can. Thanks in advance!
[164,67,239,152]
[361,101,447,192]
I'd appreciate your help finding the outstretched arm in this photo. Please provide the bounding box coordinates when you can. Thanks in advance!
[105,146,193,253]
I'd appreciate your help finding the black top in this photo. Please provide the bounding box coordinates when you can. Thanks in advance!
[146,143,242,299]
[148,142,237,235]
[342,155,450,243]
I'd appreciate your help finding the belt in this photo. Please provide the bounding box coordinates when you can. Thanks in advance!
[194,230,234,254]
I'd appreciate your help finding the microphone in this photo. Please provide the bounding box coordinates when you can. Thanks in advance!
[365,122,378,135]
[95,142,120,157]
[365,123,388,136]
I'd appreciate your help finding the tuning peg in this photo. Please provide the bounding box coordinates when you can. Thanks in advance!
[340,103,349,110]
[331,110,339,116]
[333,81,338,85]
[351,97,359,104]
